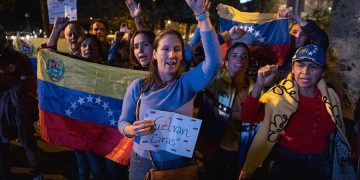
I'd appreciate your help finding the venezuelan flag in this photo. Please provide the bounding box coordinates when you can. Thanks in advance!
[37,49,147,165]
[217,4,290,65]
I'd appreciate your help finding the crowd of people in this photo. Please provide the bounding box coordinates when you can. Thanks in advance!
[0,0,359,180]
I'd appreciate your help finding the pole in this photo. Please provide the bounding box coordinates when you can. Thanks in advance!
[40,0,50,36]
[294,0,300,16]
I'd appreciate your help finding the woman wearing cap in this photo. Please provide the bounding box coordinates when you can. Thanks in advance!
[238,44,355,179]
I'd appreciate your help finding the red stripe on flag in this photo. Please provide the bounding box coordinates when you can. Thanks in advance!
[220,43,289,66]
[39,109,133,165]
[249,44,289,66]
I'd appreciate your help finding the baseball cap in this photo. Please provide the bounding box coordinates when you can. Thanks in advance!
[292,44,325,67]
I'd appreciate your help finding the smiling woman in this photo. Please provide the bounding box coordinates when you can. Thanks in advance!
[142,29,186,91]
[118,0,222,179]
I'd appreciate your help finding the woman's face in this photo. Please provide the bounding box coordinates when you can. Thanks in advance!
[153,34,183,79]
[133,33,153,68]
[65,24,82,53]
[81,38,99,59]
[227,46,249,75]
[292,60,323,92]
[290,24,307,48]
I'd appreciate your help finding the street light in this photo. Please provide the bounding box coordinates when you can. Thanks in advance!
[90,17,93,21]
[24,13,31,32]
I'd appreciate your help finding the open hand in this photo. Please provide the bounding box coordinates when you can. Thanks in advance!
[185,0,210,15]
[125,0,141,17]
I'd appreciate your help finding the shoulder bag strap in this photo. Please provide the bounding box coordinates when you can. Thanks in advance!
[135,92,158,171]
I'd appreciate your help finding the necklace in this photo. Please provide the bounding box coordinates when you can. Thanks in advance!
[161,80,170,88]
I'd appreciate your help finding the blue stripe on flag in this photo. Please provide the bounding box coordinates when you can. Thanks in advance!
[219,18,289,45]
[38,79,123,128]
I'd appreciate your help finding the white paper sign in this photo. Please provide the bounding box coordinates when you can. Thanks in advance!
[47,0,77,24]
[140,109,202,158]
[64,5,77,21]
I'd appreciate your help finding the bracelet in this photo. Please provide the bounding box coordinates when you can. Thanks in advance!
[132,15,142,19]
[133,16,143,24]
[195,11,209,21]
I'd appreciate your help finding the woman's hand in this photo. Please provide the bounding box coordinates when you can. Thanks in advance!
[185,0,210,15]
[132,120,155,136]
[278,6,306,25]
[229,26,246,40]
[251,64,278,98]
[239,170,252,180]
[256,64,278,87]
[113,25,132,44]
[278,7,293,18]
[125,0,142,18]
[53,17,69,32]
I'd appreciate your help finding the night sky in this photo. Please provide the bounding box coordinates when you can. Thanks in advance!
[0,0,43,32]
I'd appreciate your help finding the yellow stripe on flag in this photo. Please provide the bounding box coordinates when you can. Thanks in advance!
[37,49,147,100]
[217,3,279,23]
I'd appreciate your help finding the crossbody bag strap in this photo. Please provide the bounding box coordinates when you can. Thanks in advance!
[135,93,142,122]
[135,92,158,171]
[147,150,158,171]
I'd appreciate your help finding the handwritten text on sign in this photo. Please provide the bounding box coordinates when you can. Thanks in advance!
[47,0,77,24]
[140,109,202,158]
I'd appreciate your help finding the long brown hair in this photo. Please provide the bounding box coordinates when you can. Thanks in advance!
[129,29,155,70]
[224,42,251,86]
[224,42,249,62]
[141,29,186,93]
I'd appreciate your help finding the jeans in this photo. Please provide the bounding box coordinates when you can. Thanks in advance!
[129,152,192,180]
[253,145,331,180]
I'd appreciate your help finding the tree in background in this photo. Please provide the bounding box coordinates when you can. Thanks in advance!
[0,0,15,12]
[327,0,360,120]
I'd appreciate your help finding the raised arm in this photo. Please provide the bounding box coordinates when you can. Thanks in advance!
[125,0,146,30]
[184,25,245,65]
[278,7,329,49]
[187,0,212,31]
[184,0,222,92]
[108,25,132,65]
[46,17,69,50]
[184,27,201,63]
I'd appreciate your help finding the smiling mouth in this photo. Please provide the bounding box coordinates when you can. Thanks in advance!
[165,60,176,66]
[138,55,147,61]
